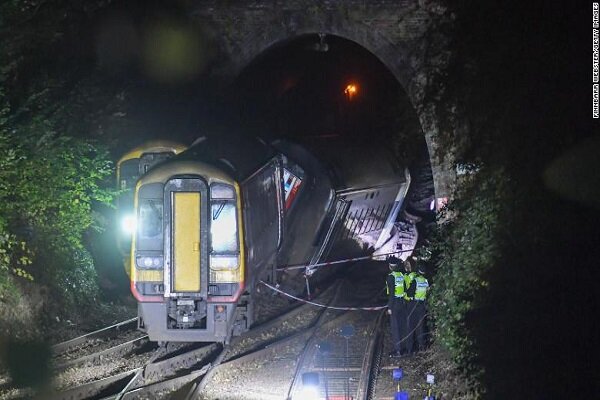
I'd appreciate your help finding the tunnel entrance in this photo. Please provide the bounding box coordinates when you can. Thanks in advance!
[237,35,406,142]
[235,33,436,222]
[233,34,436,302]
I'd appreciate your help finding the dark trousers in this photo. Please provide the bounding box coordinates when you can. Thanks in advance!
[390,298,408,352]
[407,300,427,351]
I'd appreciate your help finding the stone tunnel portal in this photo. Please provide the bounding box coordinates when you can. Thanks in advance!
[234,33,436,220]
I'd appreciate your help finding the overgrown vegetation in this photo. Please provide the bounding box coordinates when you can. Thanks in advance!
[0,88,114,320]
[427,169,506,387]
[422,1,593,397]
[0,0,121,334]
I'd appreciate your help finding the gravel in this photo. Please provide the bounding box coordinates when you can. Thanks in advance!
[53,329,143,364]
[200,332,311,400]
[52,346,154,391]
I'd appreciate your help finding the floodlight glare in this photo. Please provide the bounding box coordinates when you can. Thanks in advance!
[121,215,136,234]
[297,372,320,400]
[297,386,319,400]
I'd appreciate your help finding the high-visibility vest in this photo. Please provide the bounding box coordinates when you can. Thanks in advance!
[413,274,429,301]
[403,271,414,299]
[387,271,406,298]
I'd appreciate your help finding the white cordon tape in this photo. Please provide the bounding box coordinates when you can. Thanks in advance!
[275,248,415,272]
[259,280,387,311]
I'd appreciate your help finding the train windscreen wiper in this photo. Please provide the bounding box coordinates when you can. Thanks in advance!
[212,202,226,220]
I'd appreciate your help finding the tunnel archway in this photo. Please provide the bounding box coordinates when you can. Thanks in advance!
[234,33,436,220]
[189,0,454,203]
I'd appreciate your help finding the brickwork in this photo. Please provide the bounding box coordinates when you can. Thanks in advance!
[187,0,456,199]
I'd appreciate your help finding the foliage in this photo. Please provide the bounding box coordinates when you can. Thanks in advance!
[423,1,592,397]
[0,84,115,309]
[426,167,508,392]
[0,0,128,314]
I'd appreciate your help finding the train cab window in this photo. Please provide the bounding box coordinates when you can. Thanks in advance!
[211,183,235,200]
[138,199,163,239]
[139,151,176,175]
[210,202,238,253]
[283,168,302,210]
[280,156,305,211]
[210,183,239,271]
[119,159,140,191]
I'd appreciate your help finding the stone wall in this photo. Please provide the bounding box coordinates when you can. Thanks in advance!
[187,0,456,200]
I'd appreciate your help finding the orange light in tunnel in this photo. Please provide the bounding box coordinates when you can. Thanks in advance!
[344,83,358,100]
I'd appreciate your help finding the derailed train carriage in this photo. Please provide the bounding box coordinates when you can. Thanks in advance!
[130,135,410,342]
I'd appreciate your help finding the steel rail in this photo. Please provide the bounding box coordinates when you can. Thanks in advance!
[357,311,385,400]
[53,335,149,371]
[222,281,342,362]
[284,280,384,400]
[285,281,350,400]
[94,344,220,400]
[48,344,163,400]
[48,338,222,399]
[285,312,382,400]
[185,321,329,400]
[114,345,167,400]
[186,281,345,400]
[119,366,209,400]
[141,343,221,384]
[366,324,385,400]
[182,347,228,400]
[285,311,355,400]
[51,317,138,354]
[47,368,141,400]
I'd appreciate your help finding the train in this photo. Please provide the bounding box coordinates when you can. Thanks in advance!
[128,134,411,342]
[116,141,188,275]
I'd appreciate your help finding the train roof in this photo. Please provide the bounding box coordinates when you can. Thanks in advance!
[117,140,188,166]
[177,134,405,190]
[178,135,276,181]
[274,137,407,192]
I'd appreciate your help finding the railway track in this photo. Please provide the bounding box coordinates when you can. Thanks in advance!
[0,319,219,400]
[51,318,140,356]
[1,266,386,400]
[49,337,222,400]
[193,277,385,400]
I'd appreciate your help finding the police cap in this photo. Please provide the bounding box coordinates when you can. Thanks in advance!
[387,255,400,266]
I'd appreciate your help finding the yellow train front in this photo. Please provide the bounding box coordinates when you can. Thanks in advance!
[130,135,410,343]
[129,135,278,343]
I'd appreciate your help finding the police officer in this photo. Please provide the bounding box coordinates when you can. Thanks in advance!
[405,261,429,352]
[386,256,409,357]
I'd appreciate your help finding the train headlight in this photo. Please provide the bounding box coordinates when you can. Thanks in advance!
[209,255,238,270]
[136,256,164,269]
[121,214,137,234]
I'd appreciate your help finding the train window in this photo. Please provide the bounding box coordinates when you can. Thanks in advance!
[119,159,140,191]
[139,152,176,175]
[211,183,235,199]
[138,199,163,239]
[283,168,302,210]
[210,201,238,253]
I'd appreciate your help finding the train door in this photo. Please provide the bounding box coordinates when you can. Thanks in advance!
[241,157,284,286]
[163,177,209,329]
